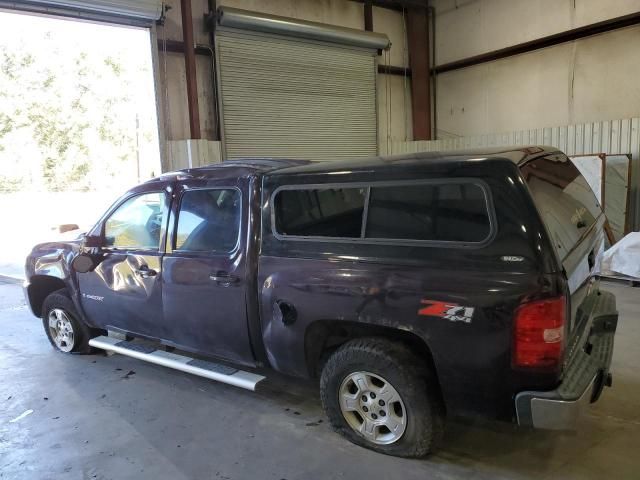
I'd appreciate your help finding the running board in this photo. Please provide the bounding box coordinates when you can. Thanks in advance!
[89,336,264,391]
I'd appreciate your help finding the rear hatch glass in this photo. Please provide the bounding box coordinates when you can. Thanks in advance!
[520,154,602,262]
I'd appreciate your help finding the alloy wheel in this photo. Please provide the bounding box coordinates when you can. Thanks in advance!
[48,308,75,353]
[339,371,407,445]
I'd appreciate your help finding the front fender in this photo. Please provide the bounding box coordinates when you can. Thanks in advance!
[27,242,79,279]
[24,241,82,317]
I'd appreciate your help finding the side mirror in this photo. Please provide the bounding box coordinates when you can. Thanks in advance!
[71,253,98,274]
[83,235,103,248]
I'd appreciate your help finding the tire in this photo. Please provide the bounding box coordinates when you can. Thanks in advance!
[320,337,444,457]
[42,289,96,354]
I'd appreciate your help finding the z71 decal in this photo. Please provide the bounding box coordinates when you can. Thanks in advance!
[418,300,475,323]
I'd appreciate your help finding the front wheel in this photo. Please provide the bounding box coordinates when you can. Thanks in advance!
[42,289,96,354]
[320,338,444,457]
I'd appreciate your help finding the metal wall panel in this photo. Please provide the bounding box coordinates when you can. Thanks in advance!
[391,117,640,230]
[167,140,223,171]
[216,28,378,161]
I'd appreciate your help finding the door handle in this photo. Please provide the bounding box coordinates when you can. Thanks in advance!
[135,266,157,278]
[209,272,238,285]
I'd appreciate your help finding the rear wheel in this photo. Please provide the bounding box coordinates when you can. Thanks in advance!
[42,289,96,354]
[320,338,444,457]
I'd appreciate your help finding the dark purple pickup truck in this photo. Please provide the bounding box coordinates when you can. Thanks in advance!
[24,146,618,457]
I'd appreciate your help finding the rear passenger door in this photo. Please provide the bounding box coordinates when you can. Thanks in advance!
[161,179,254,365]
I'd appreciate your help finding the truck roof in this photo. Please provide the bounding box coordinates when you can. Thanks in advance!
[156,145,559,181]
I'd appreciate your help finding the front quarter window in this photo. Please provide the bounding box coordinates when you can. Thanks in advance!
[104,192,165,250]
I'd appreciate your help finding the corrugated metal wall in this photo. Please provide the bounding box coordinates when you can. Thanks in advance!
[391,117,640,230]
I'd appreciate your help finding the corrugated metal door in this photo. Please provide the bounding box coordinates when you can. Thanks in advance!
[0,0,163,24]
[216,29,378,160]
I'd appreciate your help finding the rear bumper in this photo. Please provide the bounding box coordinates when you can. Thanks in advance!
[515,290,617,430]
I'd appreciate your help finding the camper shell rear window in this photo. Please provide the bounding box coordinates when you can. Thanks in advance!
[520,155,602,260]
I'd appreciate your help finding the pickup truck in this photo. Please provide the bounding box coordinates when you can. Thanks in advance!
[24,146,618,457]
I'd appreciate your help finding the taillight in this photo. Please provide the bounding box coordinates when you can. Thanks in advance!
[513,296,566,371]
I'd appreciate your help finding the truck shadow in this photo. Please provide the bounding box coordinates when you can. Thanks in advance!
[257,368,631,478]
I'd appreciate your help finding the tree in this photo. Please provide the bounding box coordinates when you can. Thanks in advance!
[0,30,159,193]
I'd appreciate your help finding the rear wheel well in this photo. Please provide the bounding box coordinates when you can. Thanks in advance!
[27,276,67,317]
[305,320,441,388]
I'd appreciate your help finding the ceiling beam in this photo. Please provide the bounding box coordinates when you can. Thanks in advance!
[434,10,640,74]
[159,39,413,77]
[350,0,428,13]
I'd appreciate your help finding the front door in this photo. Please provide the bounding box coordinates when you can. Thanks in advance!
[78,188,169,338]
[161,180,254,365]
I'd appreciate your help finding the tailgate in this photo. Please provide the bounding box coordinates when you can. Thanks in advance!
[515,290,617,429]
[515,153,618,428]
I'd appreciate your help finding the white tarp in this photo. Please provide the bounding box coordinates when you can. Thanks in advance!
[597,232,640,279]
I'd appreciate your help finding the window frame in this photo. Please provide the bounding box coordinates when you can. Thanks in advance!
[270,178,497,248]
[101,190,167,252]
[172,186,243,255]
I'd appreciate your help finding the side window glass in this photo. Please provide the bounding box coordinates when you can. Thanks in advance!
[365,183,491,242]
[104,192,165,249]
[274,187,366,238]
[175,189,241,252]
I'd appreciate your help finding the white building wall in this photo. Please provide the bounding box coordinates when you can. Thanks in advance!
[433,0,640,138]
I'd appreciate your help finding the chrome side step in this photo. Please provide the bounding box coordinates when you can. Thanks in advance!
[89,336,264,391]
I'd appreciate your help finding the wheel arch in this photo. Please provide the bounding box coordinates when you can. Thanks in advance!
[304,320,442,393]
[27,275,68,318]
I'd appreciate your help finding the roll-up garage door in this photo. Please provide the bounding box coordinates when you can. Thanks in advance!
[0,0,163,25]
[215,8,389,161]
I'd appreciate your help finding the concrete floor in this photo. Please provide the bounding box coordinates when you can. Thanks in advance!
[0,279,638,480]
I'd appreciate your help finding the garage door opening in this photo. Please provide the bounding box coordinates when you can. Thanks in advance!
[0,10,160,279]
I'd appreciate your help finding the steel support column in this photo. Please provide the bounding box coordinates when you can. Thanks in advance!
[406,7,431,140]
[180,0,201,139]
[364,0,373,31]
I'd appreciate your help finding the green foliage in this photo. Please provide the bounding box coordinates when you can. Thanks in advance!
[0,112,13,150]
[104,56,122,76]
[0,35,156,193]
